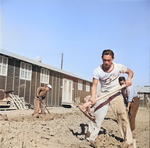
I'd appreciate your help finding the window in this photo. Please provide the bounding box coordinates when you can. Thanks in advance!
[20,62,32,80]
[0,56,8,76]
[78,80,83,90]
[40,68,49,84]
[86,82,90,92]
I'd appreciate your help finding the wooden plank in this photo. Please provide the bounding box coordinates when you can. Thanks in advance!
[0,107,16,111]
[10,96,17,109]
[0,100,8,105]
[133,138,137,148]
[0,104,10,107]
[9,94,28,109]
[10,94,21,109]
[15,95,27,109]
[15,95,28,109]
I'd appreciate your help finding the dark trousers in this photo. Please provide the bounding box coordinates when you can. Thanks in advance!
[129,97,139,131]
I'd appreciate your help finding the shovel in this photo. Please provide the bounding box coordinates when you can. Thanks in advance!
[38,97,50,114]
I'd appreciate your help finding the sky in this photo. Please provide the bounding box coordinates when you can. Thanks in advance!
[0,0,150,87]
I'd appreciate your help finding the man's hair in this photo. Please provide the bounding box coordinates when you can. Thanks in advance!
[102,49,114,58]
[119,76,126,82]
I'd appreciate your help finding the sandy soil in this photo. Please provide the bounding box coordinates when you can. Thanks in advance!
[0,106,149,148]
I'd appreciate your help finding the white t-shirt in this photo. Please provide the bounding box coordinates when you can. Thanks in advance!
[93,63,127,92]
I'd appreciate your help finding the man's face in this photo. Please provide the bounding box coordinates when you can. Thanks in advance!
[119,80,126,86]
[102,55,114,68]
[46,87,51,91]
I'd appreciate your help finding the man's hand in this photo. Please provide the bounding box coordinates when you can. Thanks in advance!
[126,102,131,112]
[89,97,96,105]
[126,106,129,112]
[125,78,132,87]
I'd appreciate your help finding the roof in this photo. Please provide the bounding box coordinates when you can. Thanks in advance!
[0,48,92,83]
[136,86,150,93]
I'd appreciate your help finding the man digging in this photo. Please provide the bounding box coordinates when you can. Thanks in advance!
[78,49,134,147]
[32,84,52,118]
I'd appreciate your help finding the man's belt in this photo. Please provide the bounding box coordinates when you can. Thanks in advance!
[94,92,121,112]
[37,96,45,100]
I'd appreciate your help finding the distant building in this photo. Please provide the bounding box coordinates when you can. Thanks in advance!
[0,49,92,107]
[136,86,150,107]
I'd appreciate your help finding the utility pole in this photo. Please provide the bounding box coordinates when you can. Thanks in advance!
[61,53,63,69]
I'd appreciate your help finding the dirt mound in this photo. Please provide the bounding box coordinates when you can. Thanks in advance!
[0,107,149,148]
[0,114,8,121]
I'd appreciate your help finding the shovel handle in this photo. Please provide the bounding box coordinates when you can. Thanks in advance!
[38,97,50,114]
[95,84,126,102]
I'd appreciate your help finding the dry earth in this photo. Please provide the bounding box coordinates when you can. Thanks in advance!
[0,106,149,148]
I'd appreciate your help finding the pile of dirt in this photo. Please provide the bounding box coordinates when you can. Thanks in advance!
[0,114,8,121]
[0,107,149,148]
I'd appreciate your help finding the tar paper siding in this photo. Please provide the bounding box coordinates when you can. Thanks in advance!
[0,54,92,106]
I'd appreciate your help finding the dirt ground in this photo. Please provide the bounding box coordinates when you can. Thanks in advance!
[0,106,149,148]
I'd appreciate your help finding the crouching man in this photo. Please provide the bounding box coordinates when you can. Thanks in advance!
[33,84,52,117]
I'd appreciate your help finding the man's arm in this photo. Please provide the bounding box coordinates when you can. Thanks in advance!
[126,85,134,111]
[37,87,44,96]
[125,68,134,86]
[126,102,131,112]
